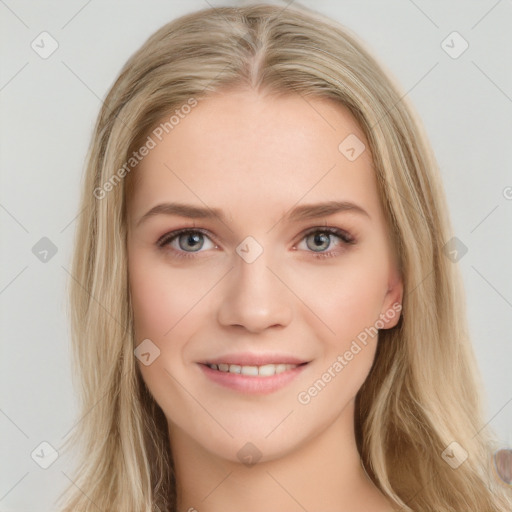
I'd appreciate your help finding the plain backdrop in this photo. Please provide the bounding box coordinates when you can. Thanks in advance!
[1,0,511,510]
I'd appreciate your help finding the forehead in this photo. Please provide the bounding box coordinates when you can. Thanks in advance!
[127,88,379,224]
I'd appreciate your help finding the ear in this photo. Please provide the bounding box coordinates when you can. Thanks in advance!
[379,269,403,329]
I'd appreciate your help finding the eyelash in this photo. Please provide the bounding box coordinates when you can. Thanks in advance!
[156,226,356,260]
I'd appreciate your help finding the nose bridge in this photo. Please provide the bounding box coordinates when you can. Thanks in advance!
[217,237,293,331]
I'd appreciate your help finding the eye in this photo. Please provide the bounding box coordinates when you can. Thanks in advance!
[296,227,355,256]
[156,226,355,260]
[157,229,216,255]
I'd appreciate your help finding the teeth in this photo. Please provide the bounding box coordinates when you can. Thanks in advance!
[275,364,287,374]
[241,365,259,376]
[258,364,276,376]
[207,363,299,376]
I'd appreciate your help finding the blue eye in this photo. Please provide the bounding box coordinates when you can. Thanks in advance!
[298,228,354,255]
[305,231,331,252]
[157,226,355,260]
[157,229,216,255]
[176,231,206,252]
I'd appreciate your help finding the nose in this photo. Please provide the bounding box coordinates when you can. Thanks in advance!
[217,249,293,333]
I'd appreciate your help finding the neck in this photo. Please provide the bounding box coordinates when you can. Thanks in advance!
[168,399,394,512]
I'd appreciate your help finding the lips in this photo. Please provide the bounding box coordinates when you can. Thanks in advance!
[206,362,302,377]
[197,353,311,394]
[201,353,309,367]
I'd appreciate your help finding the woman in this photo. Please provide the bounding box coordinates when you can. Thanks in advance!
[58,3,512,511]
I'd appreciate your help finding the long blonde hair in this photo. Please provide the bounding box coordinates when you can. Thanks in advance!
[58,3,512,511]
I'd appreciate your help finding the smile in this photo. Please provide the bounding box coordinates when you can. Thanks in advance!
[206,362,301,377]
[198,358,310,394]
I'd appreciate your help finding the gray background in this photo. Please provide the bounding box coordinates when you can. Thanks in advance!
[1,0,511,510]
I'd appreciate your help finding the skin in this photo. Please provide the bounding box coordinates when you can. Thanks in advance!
[126,87,403,512]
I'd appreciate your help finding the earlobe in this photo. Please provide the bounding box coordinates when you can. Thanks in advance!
[380,274,403,329]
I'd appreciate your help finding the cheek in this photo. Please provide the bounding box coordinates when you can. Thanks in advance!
[127,248,210,426]
[291,259,387,420]
[128,248,215,341]
[287,251,389,346]
[127,246,224,396]
[129,267,179,341]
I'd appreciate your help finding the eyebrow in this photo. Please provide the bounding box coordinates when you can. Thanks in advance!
[135,200,370,228]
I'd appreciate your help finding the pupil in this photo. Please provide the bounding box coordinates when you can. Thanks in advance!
[308,232,330,251]
[180,232,203,251]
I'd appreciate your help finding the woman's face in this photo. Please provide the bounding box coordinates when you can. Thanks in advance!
[126,88,402,464]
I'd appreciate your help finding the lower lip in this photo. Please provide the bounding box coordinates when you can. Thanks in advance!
[198,363,309,394]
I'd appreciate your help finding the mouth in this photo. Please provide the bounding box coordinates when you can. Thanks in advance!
[197,355,311,394]
[204,362,307,377]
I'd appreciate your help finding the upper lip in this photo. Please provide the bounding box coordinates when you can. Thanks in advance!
[200,353,310,366]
